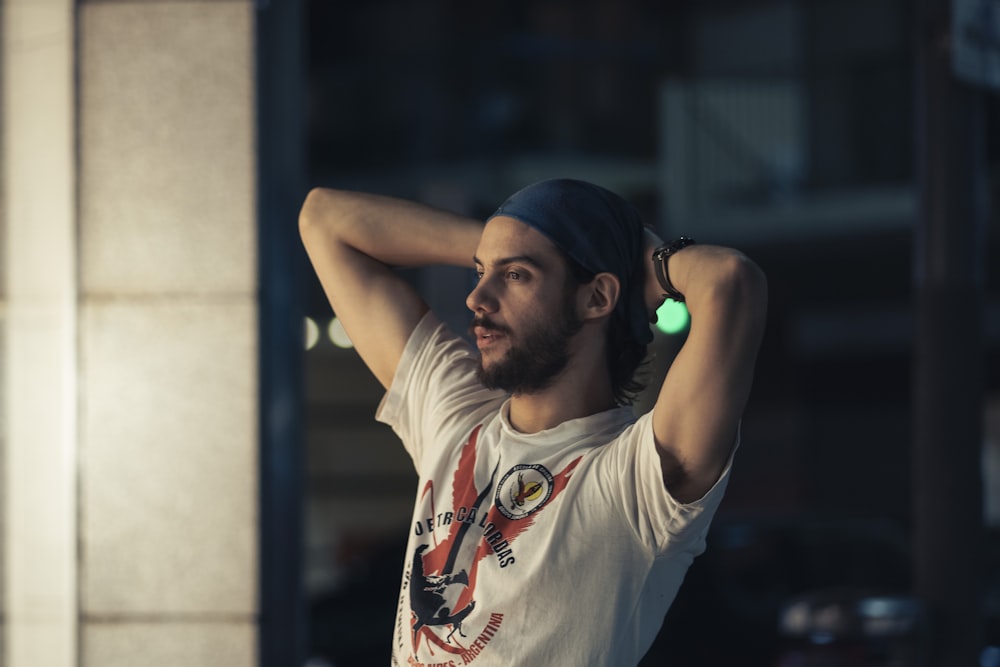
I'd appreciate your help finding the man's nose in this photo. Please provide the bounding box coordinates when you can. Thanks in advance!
[466,275,498,313]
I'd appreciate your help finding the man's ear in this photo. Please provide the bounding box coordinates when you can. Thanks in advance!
[578,272,620,321]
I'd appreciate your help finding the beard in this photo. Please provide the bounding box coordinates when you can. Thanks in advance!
[470,297,583,395]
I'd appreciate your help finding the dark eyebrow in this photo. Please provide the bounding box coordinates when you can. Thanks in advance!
[473,254,546,270]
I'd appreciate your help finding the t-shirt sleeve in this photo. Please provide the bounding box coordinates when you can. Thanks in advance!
[596,411,738,558]
[376,311,505,474]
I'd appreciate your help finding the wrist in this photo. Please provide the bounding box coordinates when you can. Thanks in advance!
[652,236,696,302]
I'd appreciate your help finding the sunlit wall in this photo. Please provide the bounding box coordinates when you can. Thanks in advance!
[2,1,260,665]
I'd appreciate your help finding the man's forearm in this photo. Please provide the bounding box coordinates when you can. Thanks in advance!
[641,231,766,317]
[663,244,767,317]
[299,187,483,269]
[299,187,484,389]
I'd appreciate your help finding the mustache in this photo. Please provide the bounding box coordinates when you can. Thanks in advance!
[469,315,512,336]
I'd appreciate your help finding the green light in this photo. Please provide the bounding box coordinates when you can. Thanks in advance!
[655,299,690,335]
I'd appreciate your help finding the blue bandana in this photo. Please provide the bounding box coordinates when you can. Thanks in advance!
[488,179,652,345]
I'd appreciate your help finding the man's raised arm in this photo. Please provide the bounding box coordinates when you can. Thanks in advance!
[643,237,768,504]
[299,188,484,389]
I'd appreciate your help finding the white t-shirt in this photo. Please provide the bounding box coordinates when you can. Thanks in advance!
[377,313,735,667]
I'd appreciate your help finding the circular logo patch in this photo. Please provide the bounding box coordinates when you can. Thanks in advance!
[495,464,555,520]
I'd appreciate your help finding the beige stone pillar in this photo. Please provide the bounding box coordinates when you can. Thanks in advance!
[2,1,260,665]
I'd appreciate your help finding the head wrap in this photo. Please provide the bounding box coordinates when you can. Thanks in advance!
[488,178,652,345]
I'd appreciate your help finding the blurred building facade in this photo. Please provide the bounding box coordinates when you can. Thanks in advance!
[300,0,999,665]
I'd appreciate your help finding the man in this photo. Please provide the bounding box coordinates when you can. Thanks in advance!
[299,178,767,666]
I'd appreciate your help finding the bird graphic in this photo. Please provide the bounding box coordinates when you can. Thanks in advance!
[510,472,544,508]
[411,544,475,641]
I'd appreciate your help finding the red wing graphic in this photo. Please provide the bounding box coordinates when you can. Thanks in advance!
[451,456,580,614]
[409,424,582,658]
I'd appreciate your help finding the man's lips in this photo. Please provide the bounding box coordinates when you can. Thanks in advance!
[473,327,505,348]
[470,320,510,349]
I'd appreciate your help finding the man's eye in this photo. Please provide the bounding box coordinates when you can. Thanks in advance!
[506,271,521,281]
[475,269,484,281]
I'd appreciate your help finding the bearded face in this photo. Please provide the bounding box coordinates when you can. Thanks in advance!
[470,287,582,395]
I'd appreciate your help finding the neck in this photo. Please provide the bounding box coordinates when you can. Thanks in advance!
[507,390,616,434]
[506,334,617,433]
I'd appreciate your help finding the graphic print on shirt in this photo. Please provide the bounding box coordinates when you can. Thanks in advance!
[494,464,555,520]
[403,424,581,664]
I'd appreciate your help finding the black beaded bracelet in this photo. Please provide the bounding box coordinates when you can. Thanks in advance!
[652,236,696,302]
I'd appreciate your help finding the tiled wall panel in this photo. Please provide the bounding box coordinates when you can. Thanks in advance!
[76,1,259,664]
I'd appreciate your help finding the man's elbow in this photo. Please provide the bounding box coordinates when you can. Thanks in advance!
[298,187,333,237]
[718,252,768,324]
